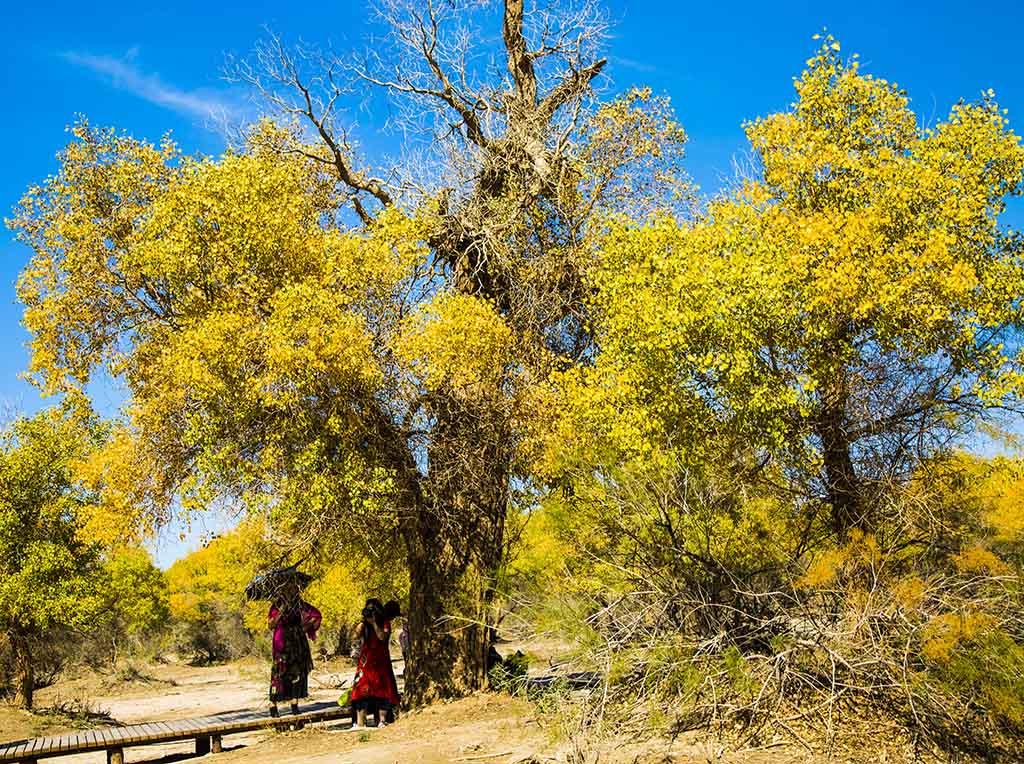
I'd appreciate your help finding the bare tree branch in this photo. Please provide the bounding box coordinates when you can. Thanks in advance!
[225,33,394,222]
[503,0,538,113]
[538,58,606,124]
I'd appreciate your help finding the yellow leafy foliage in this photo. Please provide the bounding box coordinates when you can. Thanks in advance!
[8,121,430,544]
[74,425,168,545]
[797,530,881,589]
[544,39,1024,520]
[980,459,1024,543]
[394,292,514,396]
[891,575,927,611]
[953,546,1012,576]
[922,611,997,663]
[165,520,270,627]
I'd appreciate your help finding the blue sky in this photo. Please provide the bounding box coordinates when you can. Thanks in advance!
[3,0,1023,564]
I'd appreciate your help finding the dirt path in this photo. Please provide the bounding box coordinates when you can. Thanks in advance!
[0,658,356,764]
[0,659,895,764]
[0,658,561,764]
[211,694,547,764]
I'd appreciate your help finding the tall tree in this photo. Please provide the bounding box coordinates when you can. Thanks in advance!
[100,547,170,665]
[552,37,1024,540]
[9,0,688,703]
[0,410,106,708]
[232,4,688,698]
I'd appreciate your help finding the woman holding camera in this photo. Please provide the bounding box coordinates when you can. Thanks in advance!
[349,598,400,729]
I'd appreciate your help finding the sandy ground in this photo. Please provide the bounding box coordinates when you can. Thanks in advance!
[0,657,562,764]
[0,656,919,764]
[0,657,357,764]
[207,693,549,764]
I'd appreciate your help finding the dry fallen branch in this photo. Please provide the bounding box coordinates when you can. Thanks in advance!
[454,750,516,761]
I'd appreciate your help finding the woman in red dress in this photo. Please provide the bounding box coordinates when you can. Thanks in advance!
[349,598,400,729]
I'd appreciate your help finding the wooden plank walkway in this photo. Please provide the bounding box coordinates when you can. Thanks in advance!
[0,701,351,764]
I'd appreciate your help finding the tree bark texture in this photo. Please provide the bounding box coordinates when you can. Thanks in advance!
[403,396,510,704]
[12,633,34,710]
[817,372,863,539]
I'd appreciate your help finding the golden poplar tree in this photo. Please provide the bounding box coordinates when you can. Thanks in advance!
[9,1,688,703]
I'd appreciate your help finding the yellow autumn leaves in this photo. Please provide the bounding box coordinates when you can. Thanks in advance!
[540,38,1024,483]
[395,293,514,397]
[7,117,527,544]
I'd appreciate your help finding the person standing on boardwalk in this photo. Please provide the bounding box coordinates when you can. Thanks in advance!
[349,598,400,729]
[268,582,322,717]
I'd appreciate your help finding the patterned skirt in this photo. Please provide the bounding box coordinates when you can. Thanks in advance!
[270,624,314,702]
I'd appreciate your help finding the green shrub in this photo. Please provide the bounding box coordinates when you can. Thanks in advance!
[488,650,529,694]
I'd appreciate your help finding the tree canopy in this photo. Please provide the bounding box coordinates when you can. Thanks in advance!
[549,38,1024,537]
[0,409,107,707]
[8,0,689,703]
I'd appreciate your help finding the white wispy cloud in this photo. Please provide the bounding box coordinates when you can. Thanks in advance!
[62,48,237,122]
[609,55,657,75]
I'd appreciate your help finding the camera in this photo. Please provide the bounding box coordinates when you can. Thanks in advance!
[362,606,374,619]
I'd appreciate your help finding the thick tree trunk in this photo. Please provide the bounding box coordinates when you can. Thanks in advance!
[402,396,509,706]
[404,537,495,704]
[12,634,34,710]
[820,418,859,538]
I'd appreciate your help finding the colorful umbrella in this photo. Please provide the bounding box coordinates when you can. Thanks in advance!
[244,566,314,601]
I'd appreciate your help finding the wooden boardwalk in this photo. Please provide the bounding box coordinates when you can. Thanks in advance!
[0,700,351,764]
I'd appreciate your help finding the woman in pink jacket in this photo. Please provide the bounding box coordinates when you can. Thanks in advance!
[268,582,322,717]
